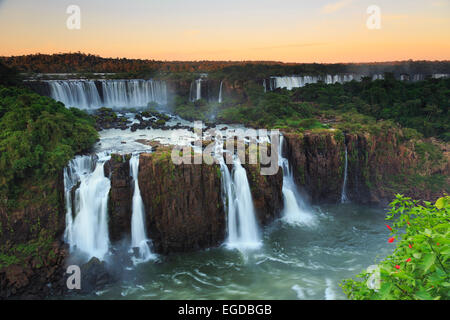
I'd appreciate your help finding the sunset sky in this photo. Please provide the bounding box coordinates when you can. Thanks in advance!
[0,0,449,62]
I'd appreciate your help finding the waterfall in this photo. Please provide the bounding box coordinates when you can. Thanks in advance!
[190,79,202,102]
[278,135,315,226]
[64,152,111,260]
[220,157,261,250]
[265,74,372,91]
[50,80,102,109]
[101,80,167,108]
[341,146,349,203]
[48,79,167,109]
[129,154,154,263]
[218,80,224,103]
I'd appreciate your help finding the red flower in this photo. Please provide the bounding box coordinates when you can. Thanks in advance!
[406,258,411,263]
[437,243,440,246]
[388,237,395,243]
[409,244,413,249]
[395,265,400,270]
[407,222,410,226]
[386,224,392,231]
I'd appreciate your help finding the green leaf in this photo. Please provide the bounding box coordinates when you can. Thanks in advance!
[435,197,445,209]
[422,254,436,274]
[414,290,433,300]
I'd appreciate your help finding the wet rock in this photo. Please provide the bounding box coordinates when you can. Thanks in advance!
[79,258,111,294]
[104,155,133,242]
[138,150,226,254]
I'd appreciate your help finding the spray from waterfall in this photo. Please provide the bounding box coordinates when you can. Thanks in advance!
[220,156,261,250]
[129,154,154,263]
[341,146,349,203]
[278,135,316,226]
[64,152,111,260]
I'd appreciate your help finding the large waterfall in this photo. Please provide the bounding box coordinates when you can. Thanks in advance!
[129,154,154,263]
[64,152,111,260]
[220,157,261,250]
[50,80,102,109]
[48,79,167,109]
[278,135,315,226]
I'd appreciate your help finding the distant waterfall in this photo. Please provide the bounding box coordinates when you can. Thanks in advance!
[47,79,167,109]
[50,80,102,109]
[278,135,315,226]
[266,74,365,90]
[190,79,202,102]
[218,80,224,103]
[129,154,154,263]
[341,146,349,203]
[220,157,261,250]
[64,152,111,260]
[101,80,167,107]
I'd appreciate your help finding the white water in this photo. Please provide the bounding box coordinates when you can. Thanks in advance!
[129,154,154,263]
[218,80,224,103]
[48,79,167,109]
[341,146,349,203]
[101,80,167,107]
[278,135,316,226]
[190,79,202,102]
[64,153,111,260]
[270,74,361,90]
[220,157,261,250]
[265,73,447,91]
[50,80,102,109]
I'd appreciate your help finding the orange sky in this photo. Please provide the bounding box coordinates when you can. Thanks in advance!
[0,0,449,62]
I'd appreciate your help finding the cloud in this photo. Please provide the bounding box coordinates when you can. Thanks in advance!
[321,0,353,14]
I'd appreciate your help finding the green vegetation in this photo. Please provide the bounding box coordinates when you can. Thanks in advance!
[0,86,98,205]
[342,195,449,300]
[3,53,449,81]
[292,75,450,140]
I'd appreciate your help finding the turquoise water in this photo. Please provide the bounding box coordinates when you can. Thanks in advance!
[72,203,394,300]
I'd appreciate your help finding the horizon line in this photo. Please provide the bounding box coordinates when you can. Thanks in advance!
[1,52,449,65]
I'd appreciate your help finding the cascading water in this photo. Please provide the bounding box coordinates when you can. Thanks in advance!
[220,157,261,250]
[48,79,167,109]
[267,74,363,90]
[218,80,224,103]
[341,146,349,203]
[129,154,154,263]
[64,152,111,260]
[278,135,315,226]
[190,79,202,102]
[50,80,102,109]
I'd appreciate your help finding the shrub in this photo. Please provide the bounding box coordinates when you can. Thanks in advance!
[342,195,450,300]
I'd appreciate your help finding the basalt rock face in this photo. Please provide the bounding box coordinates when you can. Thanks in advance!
[284,132,345,203]
[0,173,68,299]
[104,155,133,242]
[344,132,449,205]
[244,164,284,225]
[138,151,226,254]
[284,129,449,205]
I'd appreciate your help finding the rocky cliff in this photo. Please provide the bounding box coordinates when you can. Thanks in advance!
[137,150,226,254]
[0,173,68,299]
[284,129,449,205]
[244,163,284,225]
[104,155,133,242]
